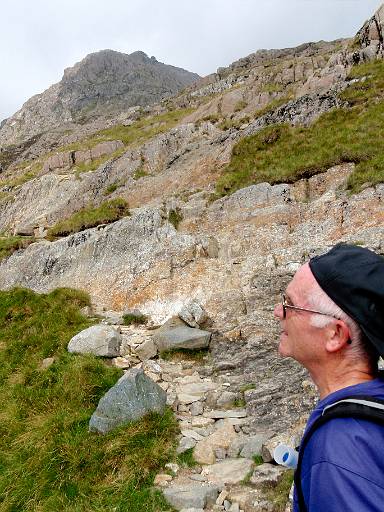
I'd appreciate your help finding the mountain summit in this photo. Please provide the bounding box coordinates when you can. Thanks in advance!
[0,50,199,146]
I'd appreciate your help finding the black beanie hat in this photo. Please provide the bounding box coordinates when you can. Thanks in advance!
[309,243,384,356]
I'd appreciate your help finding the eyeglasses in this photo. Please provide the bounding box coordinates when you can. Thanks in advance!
[281,294,339,320]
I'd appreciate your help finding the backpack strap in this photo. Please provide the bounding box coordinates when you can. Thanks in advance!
[294,395,384,512]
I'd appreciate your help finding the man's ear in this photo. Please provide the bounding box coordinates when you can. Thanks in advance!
[325,320,351,353]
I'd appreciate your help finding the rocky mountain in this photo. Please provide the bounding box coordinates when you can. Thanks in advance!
[0,4,384,511]
[0,49,200,147]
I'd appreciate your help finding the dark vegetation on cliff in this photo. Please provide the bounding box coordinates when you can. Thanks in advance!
[216,60,384,196]
[0,288,177,511]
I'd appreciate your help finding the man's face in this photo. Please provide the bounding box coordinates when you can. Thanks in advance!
[274,263,325,366]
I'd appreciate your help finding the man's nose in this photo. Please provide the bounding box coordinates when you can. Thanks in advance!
[274,303,283,319]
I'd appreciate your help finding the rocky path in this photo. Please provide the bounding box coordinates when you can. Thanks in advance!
[111,324,293,512]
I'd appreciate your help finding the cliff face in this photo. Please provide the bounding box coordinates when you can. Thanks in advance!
[0,5,383,438]
[0,50,200,147]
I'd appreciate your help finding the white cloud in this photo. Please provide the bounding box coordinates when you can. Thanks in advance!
[0,0,381,121]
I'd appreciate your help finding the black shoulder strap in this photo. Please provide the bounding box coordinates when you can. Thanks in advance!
[294,395,384,512]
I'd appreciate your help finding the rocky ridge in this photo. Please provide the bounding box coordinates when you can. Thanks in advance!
[0,50,199,148]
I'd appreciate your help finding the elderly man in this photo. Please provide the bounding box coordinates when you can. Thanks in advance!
[274,243,384,512]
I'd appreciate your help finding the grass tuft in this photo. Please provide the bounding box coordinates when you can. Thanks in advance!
[122,313,148,326]
[177,448,198,468]
[168,208,183,230]
[160,348,209,362]
[0,287,178,511]
[261,469,294,512]
[47,198,129,238]
[0,235,35,262]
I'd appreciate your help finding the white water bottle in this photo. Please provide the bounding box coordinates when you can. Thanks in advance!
[273,444,299,469]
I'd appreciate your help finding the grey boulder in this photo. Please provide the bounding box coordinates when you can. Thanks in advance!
[163,484,219,510]
[68,325,121,357]
[154,317,211,352]
[89,368,166,434]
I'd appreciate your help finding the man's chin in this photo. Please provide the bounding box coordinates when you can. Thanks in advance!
[278,334,291,358]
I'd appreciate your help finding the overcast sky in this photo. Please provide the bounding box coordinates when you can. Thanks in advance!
[0,0,381,122]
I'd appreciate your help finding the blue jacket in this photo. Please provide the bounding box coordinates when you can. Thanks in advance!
[293,378,384,511]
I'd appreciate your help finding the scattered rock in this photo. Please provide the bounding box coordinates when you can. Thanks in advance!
[154,473,173,487]
[102,310,124,325]
[203,458,254,486]
[203,410,247,419]
[216,391,239,409]
[194,423,237,464]
[216,489,228,505]
[179,300,208,328]
[239,434,268,459]
[191,417,215,428]
[135,338,158,360]
[177,436,197,454]
[190,401,204,416]
[228,436,247,458]
[194,442,216,465]
[89,368,166,434]
[68,325,121,357]
[111,356,131,369]
[41,357,55,369]
[250,463,288,487]
[181,429,205,441]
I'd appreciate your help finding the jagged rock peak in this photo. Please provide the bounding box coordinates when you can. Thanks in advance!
[0,49,200,147]
[62,49,160,80]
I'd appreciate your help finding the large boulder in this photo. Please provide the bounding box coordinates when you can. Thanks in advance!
[89,368,166,433]
[68,325,121,357]
[163,484,219,510]
[154,317,211,352]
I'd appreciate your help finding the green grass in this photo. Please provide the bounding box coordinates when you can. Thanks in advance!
[239,383,256,393]
[74,147,126,174]
[104,183,118,195]
[0,287,178,511]
[218,116,250,131]
[168,208,183,229]
[261,469,294,512]
[233,397,246,408]
[234,100,247,112]
[0,236,34,262]
[133,166,149,180]
[47,198,129,238]
[176,448,198,468]
[253,455,264,465]
[160,348,209,362]
[122,313,148,326]
[216,60,384,196]
[0,161,42,189]
[61,108,194,154]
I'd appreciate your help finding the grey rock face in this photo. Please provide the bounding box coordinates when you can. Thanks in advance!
[163,484,219,510]
[89,368,166,434]
[68,325,121,357]
[154,324,211,352]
